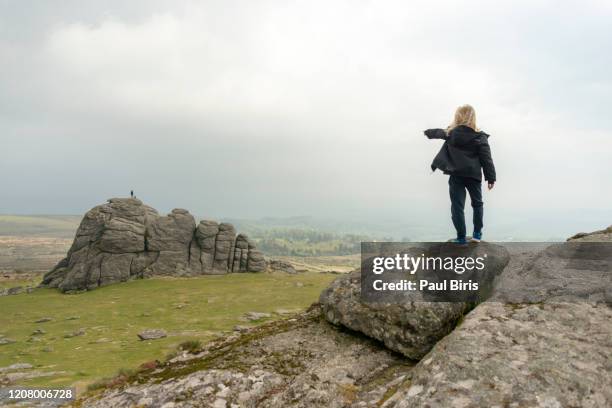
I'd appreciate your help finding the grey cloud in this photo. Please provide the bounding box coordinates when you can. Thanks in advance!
[0,0,611,238]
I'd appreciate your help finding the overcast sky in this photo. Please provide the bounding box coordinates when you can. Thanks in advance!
[1,0,611,236]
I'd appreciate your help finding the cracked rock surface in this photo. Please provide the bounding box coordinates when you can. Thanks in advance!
[319,242,510,359]
[41,198,265,292]
[384,302,612,408]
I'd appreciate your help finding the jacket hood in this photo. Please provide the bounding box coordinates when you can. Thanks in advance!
[448,125,489,147]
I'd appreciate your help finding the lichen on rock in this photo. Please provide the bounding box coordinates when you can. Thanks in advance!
[40,198,265,292]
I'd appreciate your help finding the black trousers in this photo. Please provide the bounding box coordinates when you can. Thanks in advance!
[449,175,483,239]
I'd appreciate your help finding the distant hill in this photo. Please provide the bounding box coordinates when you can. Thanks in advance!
[0,215,80,238]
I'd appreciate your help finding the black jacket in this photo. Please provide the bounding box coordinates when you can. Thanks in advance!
[425,125,496,182]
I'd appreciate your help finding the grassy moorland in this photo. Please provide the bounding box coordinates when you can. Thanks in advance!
[0,272,337,392]
[276,254,359,273]
[0,214,358,394]
[0,215,80,238]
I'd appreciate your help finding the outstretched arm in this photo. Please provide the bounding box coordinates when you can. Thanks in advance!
[478,137,496,184]
[424,128,448,140]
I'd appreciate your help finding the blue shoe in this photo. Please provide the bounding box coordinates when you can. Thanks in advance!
[471,231,482,242]
[451,237,467,244]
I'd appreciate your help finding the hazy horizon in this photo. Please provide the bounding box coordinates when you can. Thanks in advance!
[2,1,611,236]
[1,207,608,242]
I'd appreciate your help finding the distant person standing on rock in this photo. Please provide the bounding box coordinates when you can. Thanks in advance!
[424,104,496,244]
[130,190,134,198]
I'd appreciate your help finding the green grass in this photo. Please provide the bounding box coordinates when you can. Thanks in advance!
[0,272,335,392]
[0,275,41,289]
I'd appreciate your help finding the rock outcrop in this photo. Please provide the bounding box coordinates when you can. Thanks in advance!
[381,235,612,406]
[384,302,612,407]
[77,227,612,407]
[268,259,298,274]
[319,270,468,360]
[567,224,612,242]
[493,241,612,303]
[320,242,510,359]
[137,329,167,341]
[41,198,265,292]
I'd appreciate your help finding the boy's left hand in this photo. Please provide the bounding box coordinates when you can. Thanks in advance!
[488,182,494,190]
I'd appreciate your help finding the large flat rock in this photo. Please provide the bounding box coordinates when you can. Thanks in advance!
[320,242,510,359]
[384,302,612,408]
[493,241,612,303]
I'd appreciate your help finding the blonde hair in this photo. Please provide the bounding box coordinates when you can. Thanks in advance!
[447,104,479,133]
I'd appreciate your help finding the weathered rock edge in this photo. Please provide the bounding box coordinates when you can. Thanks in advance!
[319,242,511,359]
[567,224,612,242]
[41,198,266,292]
